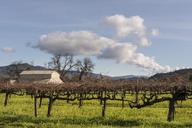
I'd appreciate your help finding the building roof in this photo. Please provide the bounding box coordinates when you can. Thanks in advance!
[20,70,57,75]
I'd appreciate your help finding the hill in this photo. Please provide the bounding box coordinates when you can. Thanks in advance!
[0,63,144,80]
[150,69,192,81]
[1,63,192,82]
[111,75,147,80]
[0,63,46,80]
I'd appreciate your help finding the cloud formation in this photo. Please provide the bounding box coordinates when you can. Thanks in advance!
[151,29,160,36]
[34,14,172,73]
[98,43,171,72]
[1,47,14,54]
[104,14,151,47]
[36,31,114,55]
[36,31,171,73]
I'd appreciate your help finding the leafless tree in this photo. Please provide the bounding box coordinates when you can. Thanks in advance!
[48,54,77,81]
[48,54,62,71]
[76,58,94,81]
[7,61,24,82]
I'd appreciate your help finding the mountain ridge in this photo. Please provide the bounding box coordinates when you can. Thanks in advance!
[1,63,192,81]
[0,63,144,80]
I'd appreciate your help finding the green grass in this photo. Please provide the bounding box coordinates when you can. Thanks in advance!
[0,94,192,128]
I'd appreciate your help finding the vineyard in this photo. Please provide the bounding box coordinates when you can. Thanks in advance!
[1,76,192,125]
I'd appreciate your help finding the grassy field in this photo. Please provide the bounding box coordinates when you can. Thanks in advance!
[0,94,192,128]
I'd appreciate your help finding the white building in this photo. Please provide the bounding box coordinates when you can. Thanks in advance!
[20,70,63,84]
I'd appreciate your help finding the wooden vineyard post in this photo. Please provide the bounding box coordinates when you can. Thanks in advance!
[122,91,126,108]
[135,81,139,104]
[39,96,42,108]
[67,91,70,103]
[79,93,83,108]
[34,96,38,117]
[100,91,103,105]
[102,90,107,117]
[47,97,53,117]
[4,92,9,106]
[167,98,175,122]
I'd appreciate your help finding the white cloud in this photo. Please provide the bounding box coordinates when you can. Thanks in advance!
[131,53,171,73]
[1,47,14,54]
[33,14,174,73]
[151,29,160,36]
[36,30,172,73]
[36,31,114,56]
[98,43,171,73]
[98,43,137,63]
[104,15,145,37]
[104,14,154,47]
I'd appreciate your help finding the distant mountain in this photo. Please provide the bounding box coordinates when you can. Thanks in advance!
[64,71,110,80]
[2,63,191,82]
[0,63,46,80]
[0,63,147,81]
[0,63,107,80]
[111,75,148,80]
[150,69,192,81]
[0,63,46,72]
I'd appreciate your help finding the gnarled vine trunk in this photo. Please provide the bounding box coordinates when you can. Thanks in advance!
[167,98,175,122]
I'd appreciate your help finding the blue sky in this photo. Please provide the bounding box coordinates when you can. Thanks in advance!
[0,0,192,76]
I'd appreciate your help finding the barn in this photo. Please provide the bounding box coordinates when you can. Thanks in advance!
[20,70,63,84]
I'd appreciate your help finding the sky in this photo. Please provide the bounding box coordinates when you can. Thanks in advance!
[0,0,192,76]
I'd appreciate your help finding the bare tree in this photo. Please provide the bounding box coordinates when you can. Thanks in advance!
[76,58,94,81]
[48,54,77,81]
[48,54,62,71]
[3,60,39,83]
[7,61,26,82]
